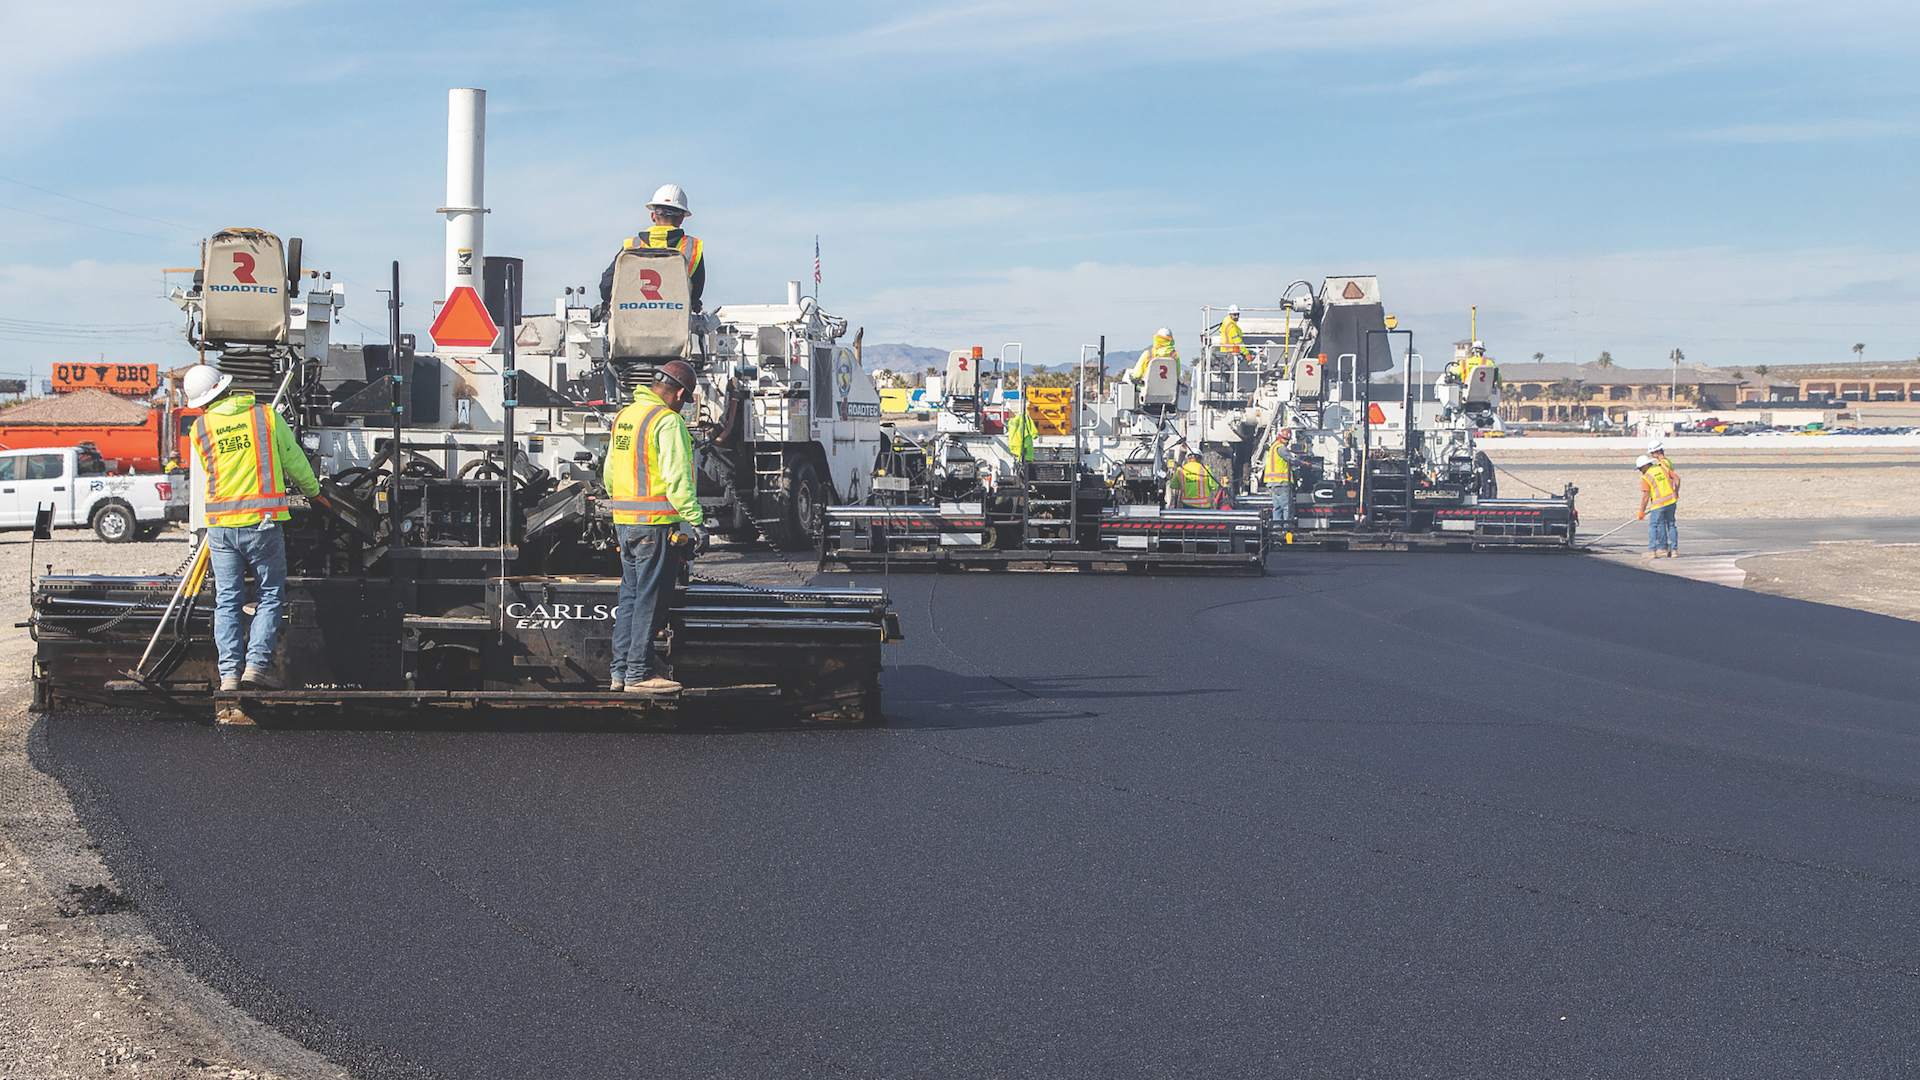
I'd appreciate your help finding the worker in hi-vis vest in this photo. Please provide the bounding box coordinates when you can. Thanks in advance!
[603,359,709,694]
[1129,328,1181,385]
[1218,306,1246,356]
[1006,403,1038,463]
[598,183,707,315]
[1636,453,1678,559]
[183,363,320,692]
[1262,432,1295,525]
[1174,450,1223,508]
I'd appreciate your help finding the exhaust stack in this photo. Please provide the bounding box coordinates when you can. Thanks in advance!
[441,88,486,300]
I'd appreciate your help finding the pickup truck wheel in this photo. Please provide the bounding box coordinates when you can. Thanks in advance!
[92,502,136,543]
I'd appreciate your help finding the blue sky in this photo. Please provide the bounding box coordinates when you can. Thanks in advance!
[3,0,1918,377]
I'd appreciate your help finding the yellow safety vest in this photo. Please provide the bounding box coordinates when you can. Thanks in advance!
[624,225,704,275]
[604,395,690,525]
[1177,460,1219,508]
[1219,318,1245,354]
[1642,465,1677,510]
[1459,356,1499,385]
[1263,441,1291,486]
[1130,338,1181,383]
[1656,457,1678,486]
[1007,409,1037,461]
[193,406,288,527]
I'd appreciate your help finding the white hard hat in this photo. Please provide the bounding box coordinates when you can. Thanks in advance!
[1156,327,1172,338]
[1227,305,1240,316]
[1635,454,1654,469]
[1471,340,1484,349]
[183,364,232,409]
[1647,440,1665,453]
[646,184,691,216]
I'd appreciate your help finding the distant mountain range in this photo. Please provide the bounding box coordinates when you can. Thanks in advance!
[860,343,951,372]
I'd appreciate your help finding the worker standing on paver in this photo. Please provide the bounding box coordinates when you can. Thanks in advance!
[1130,328,1181,385]
[1218,306,1246,357]
[598,184,707,315]
[1637,453,1678,558]
[185,364,321,691]
[1261,430,1294,526]
[604,360,709,694]
[1006,401,1038,463]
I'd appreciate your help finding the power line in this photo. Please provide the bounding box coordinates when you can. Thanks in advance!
[0,202,190,245]
[0,174,197,231]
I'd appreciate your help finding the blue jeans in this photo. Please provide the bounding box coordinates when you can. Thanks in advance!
[1268,483,1293,526]
[610,523,677,683]
[1647,504,1677,553]
[206,523,289,679]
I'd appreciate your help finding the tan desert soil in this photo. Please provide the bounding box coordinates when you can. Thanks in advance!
[1738,544,1920,624]
[1483,454,1920,524]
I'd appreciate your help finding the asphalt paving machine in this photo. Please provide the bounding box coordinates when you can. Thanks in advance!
[30,229,900,727]
[818,346,1268,573]
[1227,279,1577,549]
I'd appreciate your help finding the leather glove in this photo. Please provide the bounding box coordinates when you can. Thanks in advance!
[690,524,711,555]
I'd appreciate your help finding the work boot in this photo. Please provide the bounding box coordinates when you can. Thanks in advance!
[219,676,241,692]
[241,668,283,691]
[1641,551,1658,559]
[629,676,682,694]
[608,680,625,693]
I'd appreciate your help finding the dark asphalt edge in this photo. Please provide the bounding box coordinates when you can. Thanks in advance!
[27,709,446,1080]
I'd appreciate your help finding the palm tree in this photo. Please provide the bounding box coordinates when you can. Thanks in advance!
[1755,364,1769,378]
[1669,349,1684,404]
[1532,352,1545,363]
[1853,343,1865,361]
[1596,351,1614,369]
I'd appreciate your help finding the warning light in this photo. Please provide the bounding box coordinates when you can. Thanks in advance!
[429,286,498,349]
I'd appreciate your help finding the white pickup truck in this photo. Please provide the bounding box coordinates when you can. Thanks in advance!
[0,445,173,542]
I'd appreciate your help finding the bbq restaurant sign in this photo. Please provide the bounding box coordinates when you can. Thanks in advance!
[53,362,158,396]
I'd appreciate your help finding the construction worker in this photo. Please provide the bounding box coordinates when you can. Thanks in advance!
[1449,340,1500,387]
[1218,305,1246,357]
[1636,453,1678,558]
[1262,430,1294,525]
[1647,439,1680,553]
[598,184,706,315]
[1129,328,1181,385]
[1175,450,1223,509]
[1006,401,1038,463]
[184,364,321,691]
[604,359,709,694]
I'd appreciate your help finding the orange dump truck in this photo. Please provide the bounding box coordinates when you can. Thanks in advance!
[0,390,196,474]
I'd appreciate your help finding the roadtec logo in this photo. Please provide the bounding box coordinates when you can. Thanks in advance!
[618,301,683,310]
[505,602,613,629]
[211,284,279,294]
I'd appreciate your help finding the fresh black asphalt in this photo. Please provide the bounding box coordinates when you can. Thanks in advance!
[36,552,1920,1079]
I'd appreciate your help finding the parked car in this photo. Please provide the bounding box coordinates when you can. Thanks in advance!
[0,445,173,541]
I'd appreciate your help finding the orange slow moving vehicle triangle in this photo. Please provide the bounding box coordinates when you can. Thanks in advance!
[429,286,498,348]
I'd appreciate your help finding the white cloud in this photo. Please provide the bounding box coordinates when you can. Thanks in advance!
[1695,119,1914,143]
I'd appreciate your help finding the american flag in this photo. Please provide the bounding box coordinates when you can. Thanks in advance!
[814,236,821,286]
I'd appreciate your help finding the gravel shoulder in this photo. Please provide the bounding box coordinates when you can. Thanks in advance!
[1738,544,1920,623]
[1,530,352,1080]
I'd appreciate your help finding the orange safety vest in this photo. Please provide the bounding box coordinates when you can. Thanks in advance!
[193,406,288,526]
[604,401,684,525]
[1642,465,1677,510]
[624,225,704,275]
[1219,318,1245,355]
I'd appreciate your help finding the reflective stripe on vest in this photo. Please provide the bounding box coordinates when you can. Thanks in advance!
[1220,320,1244,352]
[194,406,287,523]
[625,226,703,274]
[1179,463,1217,506]
[1644,466,1677,509]
[605,403,685,524]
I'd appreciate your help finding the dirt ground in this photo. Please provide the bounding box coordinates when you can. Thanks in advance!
[1483,453,1920,523]
[1739,544,1920,623]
